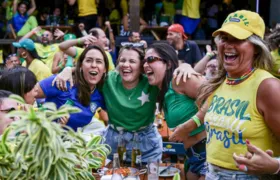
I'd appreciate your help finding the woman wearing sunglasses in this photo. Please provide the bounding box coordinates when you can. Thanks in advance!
[144,42,207,180]
[53,42,196,162]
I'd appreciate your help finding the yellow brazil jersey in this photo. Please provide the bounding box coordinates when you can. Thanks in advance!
[78,0,97,17]
[204,69,280,170]
[182,0,201,19]
[270,48,280,79]
[22,59,52,81]
[35,43,59,70]
[75,47,115,71]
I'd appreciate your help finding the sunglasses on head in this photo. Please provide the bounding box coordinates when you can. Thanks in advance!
[6,53,17,61]
[143,56,165,64]
[121,42,144,49]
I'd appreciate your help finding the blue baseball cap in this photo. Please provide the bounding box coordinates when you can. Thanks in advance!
[12,38,35,51]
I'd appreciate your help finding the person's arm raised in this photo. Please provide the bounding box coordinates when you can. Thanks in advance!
[59,35,97,57]
[194,45,217,74]
[27,0,36,16]
[19,26,41,41]
[68,0,76,6]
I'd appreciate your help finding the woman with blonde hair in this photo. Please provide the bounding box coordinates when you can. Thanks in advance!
[170,10,280,179]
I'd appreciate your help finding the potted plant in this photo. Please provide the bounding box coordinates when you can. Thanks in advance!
[0,95,111,179]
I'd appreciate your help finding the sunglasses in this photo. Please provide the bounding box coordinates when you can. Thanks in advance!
[42,34,49,37]
[121,42,144,48]
[143,56,165,64]
[206,64,218,69]
[0,107,16,113]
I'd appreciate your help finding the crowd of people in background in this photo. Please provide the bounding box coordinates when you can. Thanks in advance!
[1,0,280,180]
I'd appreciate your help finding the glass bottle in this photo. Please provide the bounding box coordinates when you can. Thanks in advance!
[155,103,163,131]
[131,133,142,168]
[111,153,123,180]
[117,131,127,166]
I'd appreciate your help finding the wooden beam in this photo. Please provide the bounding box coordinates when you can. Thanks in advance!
[129,0,140,32]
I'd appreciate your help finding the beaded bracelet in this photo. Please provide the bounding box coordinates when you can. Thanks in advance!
[192,115,201,127]
[273,158,280,174]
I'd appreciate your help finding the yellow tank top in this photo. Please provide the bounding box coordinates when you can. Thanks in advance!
[182,0,201,18]
[204,69,280,170]
[78,0,97,17]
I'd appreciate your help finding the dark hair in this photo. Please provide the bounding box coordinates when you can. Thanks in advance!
[89,28,101,38]
[147,42,178,110]
[267,24,280,50]
[128,31,140,37]
[0,67,37,98]
[0,90,13,106]
[28,49,43,60]
[118,46,145,72]
[75,45,109,106]
[17,1,29,9]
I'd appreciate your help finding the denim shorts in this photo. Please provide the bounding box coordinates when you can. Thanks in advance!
[102,124,163,163]
[206,163,259,180]
[185,139,207,176]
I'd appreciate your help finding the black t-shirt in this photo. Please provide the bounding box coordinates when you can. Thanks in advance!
[177,40,202,67]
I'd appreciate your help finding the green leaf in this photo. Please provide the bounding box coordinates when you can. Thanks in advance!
[86,135,102,148]
[42,102,57,111]
[9,94,25,104]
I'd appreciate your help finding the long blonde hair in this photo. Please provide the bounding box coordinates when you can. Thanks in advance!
[196,34,273,107]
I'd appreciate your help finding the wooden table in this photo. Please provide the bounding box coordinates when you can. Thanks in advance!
[142,26,168,41]
[94,162,185,180]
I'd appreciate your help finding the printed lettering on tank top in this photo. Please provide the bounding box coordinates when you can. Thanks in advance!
[205,95,251,148]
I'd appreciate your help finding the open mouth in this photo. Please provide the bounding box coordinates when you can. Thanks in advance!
[145,69,154,76]
[224,52,238,61]
[122,69,132,76]
[89,71,98,76]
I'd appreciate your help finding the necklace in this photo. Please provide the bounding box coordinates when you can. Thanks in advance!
[123,86,137,100]
[91,86,96,94]
[127,88,137,100]
[226,68,255,85]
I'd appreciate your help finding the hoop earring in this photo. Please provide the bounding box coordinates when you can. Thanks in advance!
[21,52,28,59]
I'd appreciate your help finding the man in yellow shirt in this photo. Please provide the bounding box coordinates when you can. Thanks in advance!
[68,0,97,32]
[19,27,60,70]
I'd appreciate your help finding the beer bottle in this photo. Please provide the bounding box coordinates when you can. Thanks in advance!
[117,131,127,166]
[131,133,142,168]
[155,103,163,131]
[111,153,123,180]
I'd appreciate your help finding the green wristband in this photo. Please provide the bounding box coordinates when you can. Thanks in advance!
[206,52,214,59]
[58,64,64,69]
[77,38,82,45]
[192,115,201,127]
